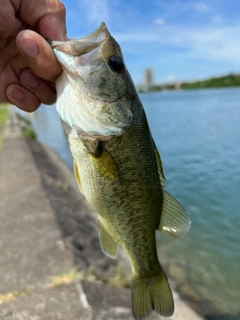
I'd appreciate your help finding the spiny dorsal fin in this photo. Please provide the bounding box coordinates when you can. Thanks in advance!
[153,139,166,187]
[98,219,118,258]
[158,190,191,239]
[74,160,83,194]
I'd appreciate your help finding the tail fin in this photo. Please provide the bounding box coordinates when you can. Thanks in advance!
[131,271,174,319]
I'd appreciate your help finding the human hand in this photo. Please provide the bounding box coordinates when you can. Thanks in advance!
[0,0,66,112]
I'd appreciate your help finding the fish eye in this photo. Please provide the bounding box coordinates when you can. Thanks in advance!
[108,55,125,73]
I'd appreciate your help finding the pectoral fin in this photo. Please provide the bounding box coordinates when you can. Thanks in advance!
[158,190,191,239]
[82,139,102,157]
[99,220,118,258]
[97,148,119,179]
[81,139,119,180]
[74,160,83,194]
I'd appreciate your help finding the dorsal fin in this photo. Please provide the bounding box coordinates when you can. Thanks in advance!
[153,139,166,187]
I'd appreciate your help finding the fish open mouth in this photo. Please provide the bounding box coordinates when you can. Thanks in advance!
[51,22,110,57]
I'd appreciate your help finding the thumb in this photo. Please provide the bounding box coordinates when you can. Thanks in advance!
[16,30,62,82]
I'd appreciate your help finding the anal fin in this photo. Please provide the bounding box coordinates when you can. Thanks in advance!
[158,190,191,239]
[99,220,118,258]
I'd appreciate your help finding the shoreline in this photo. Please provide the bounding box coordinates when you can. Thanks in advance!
[0,110,205,320]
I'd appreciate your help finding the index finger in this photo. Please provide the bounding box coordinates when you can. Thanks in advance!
[19,0,67,40]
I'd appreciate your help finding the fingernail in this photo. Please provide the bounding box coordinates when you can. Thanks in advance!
[20,35,39,57]
[9,87,24,100]
[21,70,38,88]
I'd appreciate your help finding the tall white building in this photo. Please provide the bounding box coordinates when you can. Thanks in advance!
[144,69,154,88]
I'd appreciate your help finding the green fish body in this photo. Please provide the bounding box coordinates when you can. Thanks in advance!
[51,23,190,320]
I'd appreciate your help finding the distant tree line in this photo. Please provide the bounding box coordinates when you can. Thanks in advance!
[138,73,240,92]
[181,73,240,89]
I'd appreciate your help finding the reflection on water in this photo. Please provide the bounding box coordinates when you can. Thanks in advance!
[25,88,240,319]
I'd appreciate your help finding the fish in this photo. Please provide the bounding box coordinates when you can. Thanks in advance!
[51,23,191,320]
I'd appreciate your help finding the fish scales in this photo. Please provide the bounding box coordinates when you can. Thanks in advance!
[71,100,161,271]
[51,22,191,320]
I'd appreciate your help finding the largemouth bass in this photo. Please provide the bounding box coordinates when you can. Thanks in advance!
[51,23,190,320]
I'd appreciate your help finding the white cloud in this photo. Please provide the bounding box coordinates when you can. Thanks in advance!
[155,18,165,25]
[113,24,240,64]
[154,0,197,19]
[66,0,240,69]
[194,2,212,12]
[168,25,240,64]
[184,27,240,62]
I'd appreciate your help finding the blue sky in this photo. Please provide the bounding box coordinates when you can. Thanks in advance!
[62,0,240,85]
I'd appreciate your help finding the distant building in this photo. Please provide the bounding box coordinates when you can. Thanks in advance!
[144,69,154,88]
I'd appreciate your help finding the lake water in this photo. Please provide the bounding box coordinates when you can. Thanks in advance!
[26,88,240,319]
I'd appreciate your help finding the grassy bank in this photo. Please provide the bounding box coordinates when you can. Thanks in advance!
[0,103,10,148]
[0,103,9,126]
[19,114,36,139]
